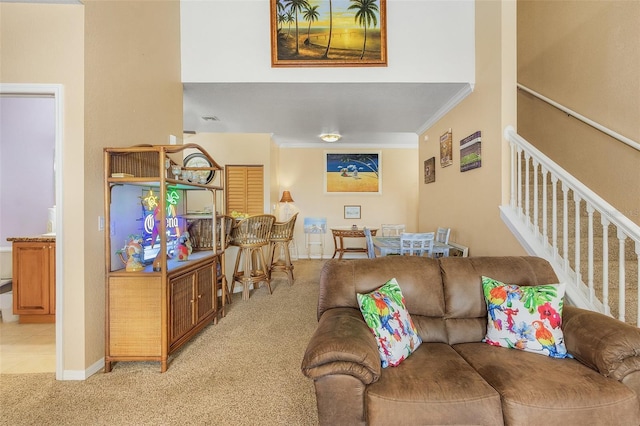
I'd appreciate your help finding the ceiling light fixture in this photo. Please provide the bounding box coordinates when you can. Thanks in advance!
[320,133,341,143]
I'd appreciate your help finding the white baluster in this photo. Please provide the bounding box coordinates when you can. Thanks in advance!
[574,193,582,286]
[517,147,523,218]
[562,183,569,272]
[586,204,595,302]
[617,228,627,322]
[541,165,548,247]
[601,217,610,316]
[524,153,531,227]
[510,141,516,210]
[533,158,539,235]
[551,174,559,260]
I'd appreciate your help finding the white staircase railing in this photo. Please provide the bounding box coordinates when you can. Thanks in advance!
[501,126,640,325]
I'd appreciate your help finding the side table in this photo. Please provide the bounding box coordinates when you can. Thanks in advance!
[330,228,378,259]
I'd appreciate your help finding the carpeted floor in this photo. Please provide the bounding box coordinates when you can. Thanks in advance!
[0,259,326,426]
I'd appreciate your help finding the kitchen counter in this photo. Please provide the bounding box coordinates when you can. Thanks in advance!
[6,235,56,243]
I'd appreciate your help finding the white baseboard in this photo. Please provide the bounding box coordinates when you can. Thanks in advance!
[62,357,104,380]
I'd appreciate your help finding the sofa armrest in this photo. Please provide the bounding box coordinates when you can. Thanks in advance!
[301,307,381,385]
[563,306,640,381]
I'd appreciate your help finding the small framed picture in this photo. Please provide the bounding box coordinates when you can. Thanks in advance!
[344,205,361,219]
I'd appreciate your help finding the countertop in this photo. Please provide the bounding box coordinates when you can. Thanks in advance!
[6,235,56,243]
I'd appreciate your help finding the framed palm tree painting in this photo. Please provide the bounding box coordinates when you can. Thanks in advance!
[271,0,387,67]
[325,152,381,194]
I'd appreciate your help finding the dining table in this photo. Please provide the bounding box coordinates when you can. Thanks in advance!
[372,235,455,257]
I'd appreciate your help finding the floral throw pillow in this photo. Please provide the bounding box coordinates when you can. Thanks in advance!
[482,276,572,359]
[357,278,422,368]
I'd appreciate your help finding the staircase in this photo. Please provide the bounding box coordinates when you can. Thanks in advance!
[501,126,640,326]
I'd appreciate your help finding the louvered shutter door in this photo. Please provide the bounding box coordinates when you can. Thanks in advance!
[225,165,264,215]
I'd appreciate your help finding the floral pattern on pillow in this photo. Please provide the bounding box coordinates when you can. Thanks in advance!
[357,278,422,368]
[482,276,572,359]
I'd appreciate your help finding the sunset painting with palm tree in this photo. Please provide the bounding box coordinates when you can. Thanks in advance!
[271,0,387,67]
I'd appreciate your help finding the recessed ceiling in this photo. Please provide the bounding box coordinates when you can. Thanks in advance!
[183,82,472,148]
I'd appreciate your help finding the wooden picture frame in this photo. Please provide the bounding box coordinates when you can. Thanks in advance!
[270,0,387,68]
[440,129,453,168]
[325,151,381,194]
[460,131,482,172]
[424,157,435,183]
[344,205,361,219]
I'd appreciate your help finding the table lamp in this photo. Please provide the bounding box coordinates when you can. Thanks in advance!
[280,190,294,220]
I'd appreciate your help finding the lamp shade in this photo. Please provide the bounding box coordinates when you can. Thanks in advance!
[279,191,294,203]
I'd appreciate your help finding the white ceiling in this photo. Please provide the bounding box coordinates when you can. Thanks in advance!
[182,82,472,148]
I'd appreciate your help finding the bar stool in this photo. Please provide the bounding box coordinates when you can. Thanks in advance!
[268,213,298,285]
[230,214,276,301]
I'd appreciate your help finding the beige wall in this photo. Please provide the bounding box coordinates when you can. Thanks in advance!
[182,133,274,212]
[517,0,640,225]
[2,0,183,377]
[186,133,419,258]
[1,3,86,373]
[278,147,419,257]
[418,1,525,256]
[84,0,183,369]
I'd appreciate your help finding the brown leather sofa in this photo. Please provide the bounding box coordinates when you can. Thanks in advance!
[301,256,640,425]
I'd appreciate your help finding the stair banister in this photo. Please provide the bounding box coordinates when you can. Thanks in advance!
[502,126,640,325]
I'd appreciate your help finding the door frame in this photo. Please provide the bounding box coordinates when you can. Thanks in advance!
[0,83,64,380]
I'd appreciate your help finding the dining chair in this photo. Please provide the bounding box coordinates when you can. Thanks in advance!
[400,232,435,257]
[363,227,376,259]
[381,224,406,237]
[432,227,451,257]
[229,214,276,300]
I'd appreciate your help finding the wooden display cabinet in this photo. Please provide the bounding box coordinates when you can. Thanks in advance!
[104,144,226,372]
[7,237,56,323]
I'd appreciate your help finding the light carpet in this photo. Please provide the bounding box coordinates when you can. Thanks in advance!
[0,259,326,426]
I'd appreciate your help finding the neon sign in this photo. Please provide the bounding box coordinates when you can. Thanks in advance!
[140,188,182,248]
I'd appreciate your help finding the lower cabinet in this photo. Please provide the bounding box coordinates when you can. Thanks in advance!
[105,254,221,373]
[169,261,216,350]
[10,239,56,323]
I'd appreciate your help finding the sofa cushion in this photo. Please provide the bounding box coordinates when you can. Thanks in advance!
[454,342,640,425]
[482,276,571,358]
[366,343,503,425]
[357,278,422,367]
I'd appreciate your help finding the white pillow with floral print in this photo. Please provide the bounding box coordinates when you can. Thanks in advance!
[357,278,422,368]
[482,276,572,359]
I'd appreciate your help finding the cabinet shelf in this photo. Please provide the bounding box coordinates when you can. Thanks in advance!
[104,144,227,373]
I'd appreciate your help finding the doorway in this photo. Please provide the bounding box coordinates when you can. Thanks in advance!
[0,84,64,379]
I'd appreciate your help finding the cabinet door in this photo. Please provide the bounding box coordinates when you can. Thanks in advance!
[195,263,215,323]
[13,242,52,314]
[169,273,195,345]
[225,165,264,216]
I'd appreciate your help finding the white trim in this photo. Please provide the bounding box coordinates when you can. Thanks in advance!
[62,358,105,381]
[277,141,418,149]
[416,83,474,134]
[0,83,65,380]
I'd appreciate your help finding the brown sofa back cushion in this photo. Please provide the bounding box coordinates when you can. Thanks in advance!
[440,256,559,343]
[318,256,559,345]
